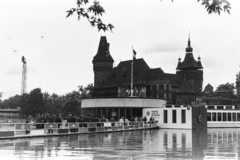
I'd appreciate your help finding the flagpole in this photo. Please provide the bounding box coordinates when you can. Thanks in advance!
[131,47,134,97]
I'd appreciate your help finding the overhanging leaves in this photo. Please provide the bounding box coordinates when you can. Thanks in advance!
[197,0,231,15]
[66,0,114,32]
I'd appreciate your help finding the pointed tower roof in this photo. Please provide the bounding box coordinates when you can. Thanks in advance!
[176,35,203,70]
[177,77,195,94]
[92,36,114,63]
[197,56,203,68]
[176,57,182,69]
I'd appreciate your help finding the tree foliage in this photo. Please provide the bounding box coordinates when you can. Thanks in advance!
[78,83,93,98]
[19,94,29,116]
[19,88,45,117]
[67,0,231,32]
[1,95,21,109]
[216,83,236,93]
[66,0,114,32]
[62,83,93,115]
[197,0,231,15]
[166,0,231,14]
[2,84,93,117]
[62,91,81,115]
[43,92,63,114]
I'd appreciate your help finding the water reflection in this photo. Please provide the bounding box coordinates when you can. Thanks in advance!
[1,129,240,159]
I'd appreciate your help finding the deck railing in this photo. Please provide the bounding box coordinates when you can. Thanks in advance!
[0,121,158,139]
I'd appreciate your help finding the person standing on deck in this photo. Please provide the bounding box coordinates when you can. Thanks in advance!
[110,117,115,126]
[55,114,63,129]
[143,116,147,124]
[47,115,54,134]
[119,117,124,127]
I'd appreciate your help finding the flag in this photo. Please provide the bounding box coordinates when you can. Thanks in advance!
[133,49,136,60]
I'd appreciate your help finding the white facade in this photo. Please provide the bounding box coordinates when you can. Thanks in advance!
[82,98,166,108]
[206,105,240,128]
[143,106,192,129]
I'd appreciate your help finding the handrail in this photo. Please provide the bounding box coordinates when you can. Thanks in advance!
[0,121,158,139]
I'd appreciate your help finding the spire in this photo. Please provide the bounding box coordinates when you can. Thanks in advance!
[186,32,193,53]
[188,32,191,47]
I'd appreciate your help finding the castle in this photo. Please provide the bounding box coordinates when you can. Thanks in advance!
[91,36,203,104]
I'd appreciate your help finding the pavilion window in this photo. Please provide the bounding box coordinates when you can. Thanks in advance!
[233,113,236,121]
[212,113,216,121]
[181,110,186,123]
[217,113,222,121]
[237,113,240,121]
[172,110,177,123]
[223,113,227,121]
[207,113,211,121]
[228,113,232,121]
[164,110,168,123]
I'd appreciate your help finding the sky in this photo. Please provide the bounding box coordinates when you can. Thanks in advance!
[0,0,240,100]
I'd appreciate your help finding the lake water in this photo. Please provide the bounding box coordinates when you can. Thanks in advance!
[0,128,239,160]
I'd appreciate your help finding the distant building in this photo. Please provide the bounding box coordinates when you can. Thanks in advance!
[201,83,236,105]
[0,108,20,118]
[204,83,214,93]
[91,36,203,104]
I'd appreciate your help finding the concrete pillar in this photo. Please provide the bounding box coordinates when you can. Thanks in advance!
[106,108,108,119]
[118,108,120,120]
[124,108,126,119]
[131,108,132,118]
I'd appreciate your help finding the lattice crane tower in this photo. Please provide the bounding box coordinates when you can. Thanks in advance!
[21,56,27,94]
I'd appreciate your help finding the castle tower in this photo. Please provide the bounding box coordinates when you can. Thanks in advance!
[92,36,114,87]
[236,70,240,99]
[176,35,203,93]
